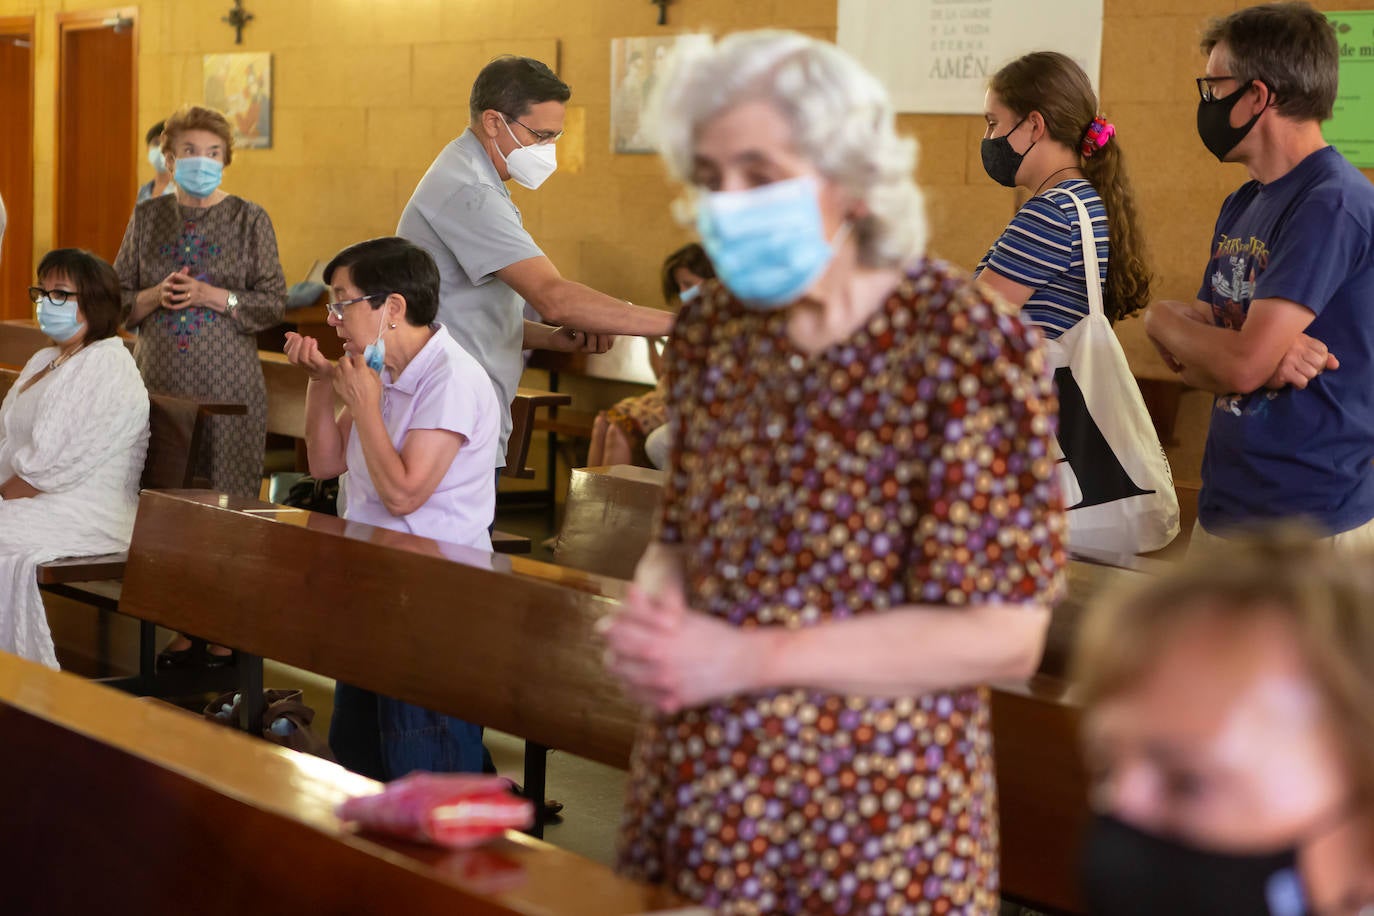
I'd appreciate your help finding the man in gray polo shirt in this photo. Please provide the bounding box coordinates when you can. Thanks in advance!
[398,56,674,470]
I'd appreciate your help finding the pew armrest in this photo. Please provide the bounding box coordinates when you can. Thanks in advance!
[198,403,249,417]
[491,530,532,555]
[36,552,129,585]
[504,388,573,480]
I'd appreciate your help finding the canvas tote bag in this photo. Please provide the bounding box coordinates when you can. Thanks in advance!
[1040,186,1179,554]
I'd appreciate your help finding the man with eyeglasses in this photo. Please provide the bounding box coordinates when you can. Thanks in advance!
[1144,2,1374,551]
[398,55,675,485]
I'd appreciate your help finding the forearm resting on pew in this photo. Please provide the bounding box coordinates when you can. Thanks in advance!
[0,475,39,499]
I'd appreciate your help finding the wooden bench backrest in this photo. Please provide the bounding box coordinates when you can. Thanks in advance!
[0,650,679,915]
[143,394,206,489]
[119,490,642,769]
[555,465,667,580]
[990,676,1088,914]
[0,366,17,400]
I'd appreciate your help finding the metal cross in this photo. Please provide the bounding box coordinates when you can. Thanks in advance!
[222,0,254,45]
[651,0,671,26]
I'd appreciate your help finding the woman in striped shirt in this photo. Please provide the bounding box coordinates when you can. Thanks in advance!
[974,52,1151,338]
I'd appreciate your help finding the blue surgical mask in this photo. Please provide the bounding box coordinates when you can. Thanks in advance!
[36,297,84,343]
[148,145,168,174]
[362,306,388,374]
[174,156,223,198]
[678,284,702,305]
[696,176,842,310]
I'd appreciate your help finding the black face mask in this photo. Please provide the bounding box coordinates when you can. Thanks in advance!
[981,116,1034,188]
[1197,81,1264,161]
[1082,814,1310,916]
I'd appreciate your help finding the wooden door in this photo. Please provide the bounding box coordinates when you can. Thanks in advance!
[55,9,138,264]
[0,19,34,319]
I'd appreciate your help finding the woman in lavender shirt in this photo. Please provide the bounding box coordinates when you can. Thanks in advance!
[285,235,499,779]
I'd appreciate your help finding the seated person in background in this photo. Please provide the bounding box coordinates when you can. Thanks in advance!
[586,243,713,467]
[1074,527,1374,914]
[136,119,175,204]
[0,249,149,668]
[284,236,499,780]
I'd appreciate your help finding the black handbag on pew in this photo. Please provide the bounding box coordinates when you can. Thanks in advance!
[203,688,335,761]
[281,476,339,516]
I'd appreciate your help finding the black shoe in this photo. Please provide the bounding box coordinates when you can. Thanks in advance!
[512,784,565,820]
[203,648,235,668]
[156,640,203,671]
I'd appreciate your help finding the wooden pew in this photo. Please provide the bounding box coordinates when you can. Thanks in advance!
[522,347,659,505]
[116,489,641,826]
[113,483,1114,912]
[0,317,60,368]
[554,465,667,580]
[506,387,573,480]
[0,650,684,915]
[990,675,1087,914]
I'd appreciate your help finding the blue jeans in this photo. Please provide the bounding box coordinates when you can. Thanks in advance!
[330,681,487,780]
[328,471,506,780]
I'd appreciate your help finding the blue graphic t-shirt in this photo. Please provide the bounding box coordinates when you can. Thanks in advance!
[1199,146,1374,535]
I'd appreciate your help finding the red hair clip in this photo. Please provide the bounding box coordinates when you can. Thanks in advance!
[1080,116,1115,158]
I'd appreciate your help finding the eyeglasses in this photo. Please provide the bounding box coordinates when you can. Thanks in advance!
[504,115,562,145]
[326,293,386,320]
[28,286,78,305]
[1196,75,1241,102]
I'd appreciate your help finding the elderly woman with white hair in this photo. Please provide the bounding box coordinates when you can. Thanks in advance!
[602,30,1066,914]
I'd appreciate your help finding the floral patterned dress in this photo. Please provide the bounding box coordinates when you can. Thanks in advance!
[604,379,668,462]
[616,260,1066,915]
[114,194,287,498]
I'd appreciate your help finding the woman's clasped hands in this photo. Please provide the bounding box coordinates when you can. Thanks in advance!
[600,583,764,715]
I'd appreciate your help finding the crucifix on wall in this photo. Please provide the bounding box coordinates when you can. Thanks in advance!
[222,0,254,45]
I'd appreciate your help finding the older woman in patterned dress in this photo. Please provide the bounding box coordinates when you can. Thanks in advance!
[114,104,286,666]
[602,32,1066,915]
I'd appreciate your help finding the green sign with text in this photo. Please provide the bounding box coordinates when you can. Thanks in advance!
[1326,12,1374,168]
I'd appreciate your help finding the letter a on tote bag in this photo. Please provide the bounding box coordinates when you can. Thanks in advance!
[1041,187,1179,554]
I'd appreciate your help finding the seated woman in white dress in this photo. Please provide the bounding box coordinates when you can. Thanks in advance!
[0,249,150,668]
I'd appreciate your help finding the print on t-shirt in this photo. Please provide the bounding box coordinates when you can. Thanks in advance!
[1208,233,1268,330]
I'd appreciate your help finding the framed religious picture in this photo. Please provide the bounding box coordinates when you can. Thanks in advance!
[203,52,272,149]
[610,34,711,154]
